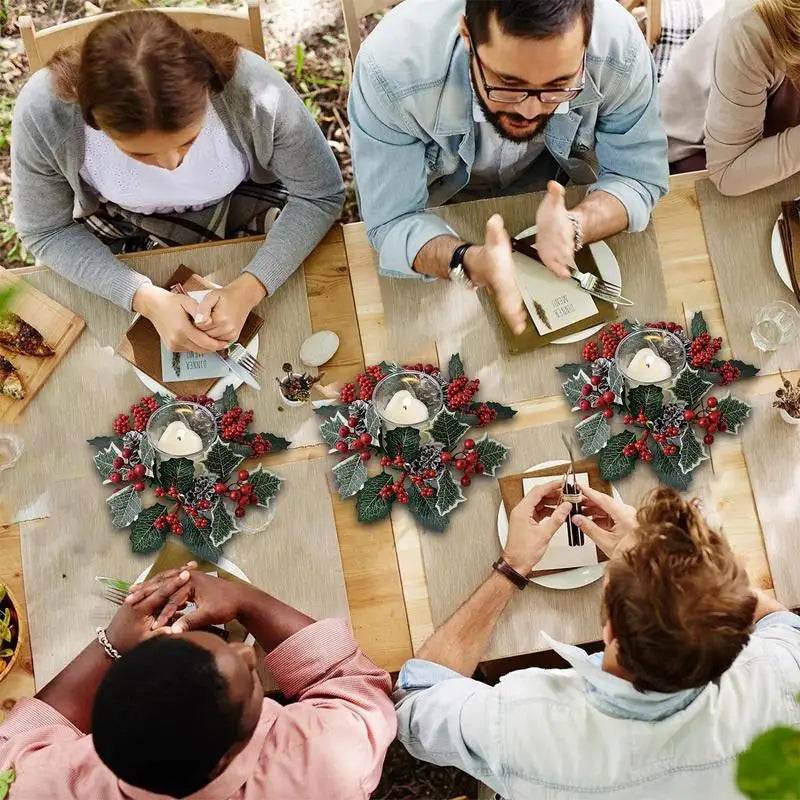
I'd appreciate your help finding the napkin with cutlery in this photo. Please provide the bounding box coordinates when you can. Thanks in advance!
[778,201,800,303]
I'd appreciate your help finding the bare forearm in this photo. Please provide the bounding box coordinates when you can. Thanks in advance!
[237,585,315,653]
[570,190,628,244]
[417,572,517,676]
[412,235,461,279]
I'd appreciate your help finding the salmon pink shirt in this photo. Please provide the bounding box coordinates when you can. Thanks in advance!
[0,619,396,800]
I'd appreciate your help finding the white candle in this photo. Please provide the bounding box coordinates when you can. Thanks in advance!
[157,420,204,457]
[383,389,429,426]
[625,347,672,384]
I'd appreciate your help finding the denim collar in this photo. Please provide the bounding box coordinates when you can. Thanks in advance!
[542,633,704,722]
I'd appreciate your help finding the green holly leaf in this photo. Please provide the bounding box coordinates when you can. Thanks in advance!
[474,434,510,477]
[320,411,349,448]
[562,369,592,409]
[129,504,168,554]
[87,435,123,450]
[313,403,350,417]
[627,384,664,421]
[332,453,368,499]
[364,404,381,440]
[377,361,402,376]
[384,426,421,463]
[448,353,465,380]
[690,311,708,339]
[181,515,222,562]
[248,466,282,506]
[222,385,238,413]
[678,428,709,475]
[435,469,466,516]
[94,442,122,482]
[356,472,394,523]
[649,441,692,491]
[156,457,195,494]
[469,400,516,421]
[209,502,238,548]
[139,436,155,474]
[253,432,291,452]
[576,412,612,457]
[429,407,470,452]
[736,726,800,800]
[599,431,638,482]
[673,366,713,409]
[203,440,244,482]
[106,485,142,529]
[718,394,751,434]
[713,359,759,379]
[556,362,591,375]
[407,483,449,533]
[607,362,624,401]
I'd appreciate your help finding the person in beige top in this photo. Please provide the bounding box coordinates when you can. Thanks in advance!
[661,0,800,194]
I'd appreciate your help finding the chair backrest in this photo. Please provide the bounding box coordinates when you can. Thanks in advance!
[19,0,265,73]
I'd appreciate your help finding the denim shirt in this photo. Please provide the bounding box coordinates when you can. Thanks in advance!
[394,613,800,799]
[348,0,669,279]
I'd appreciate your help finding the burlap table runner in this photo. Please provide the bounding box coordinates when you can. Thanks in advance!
[696,175,800,374]
[379,188,668,402]
[20,457,348,688]
[410,421,713,660]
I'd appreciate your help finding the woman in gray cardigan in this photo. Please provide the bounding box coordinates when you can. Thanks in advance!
[11,11,344,352]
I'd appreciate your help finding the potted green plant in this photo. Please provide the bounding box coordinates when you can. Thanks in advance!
[0,582,22,683]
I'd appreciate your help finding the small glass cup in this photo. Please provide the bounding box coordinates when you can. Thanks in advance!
[615,329,686,387]
[750,301,800,352]
[146,402,217,462]
[373,371,444,430]
[0,431,22,471]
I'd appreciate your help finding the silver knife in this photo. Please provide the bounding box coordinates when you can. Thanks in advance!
[579,286,635,307]
[216,350,261,391]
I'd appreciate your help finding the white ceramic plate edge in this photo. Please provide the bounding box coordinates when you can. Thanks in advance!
[771,212,793,290]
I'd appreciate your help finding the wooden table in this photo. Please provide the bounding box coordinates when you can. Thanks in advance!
[0,173,778,716]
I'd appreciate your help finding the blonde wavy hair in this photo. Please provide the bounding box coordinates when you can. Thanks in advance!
[757,0,800,83]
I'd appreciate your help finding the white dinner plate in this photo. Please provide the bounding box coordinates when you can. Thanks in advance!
[514,225,622,344]
[496,459,622,590]
[771,207,796,291]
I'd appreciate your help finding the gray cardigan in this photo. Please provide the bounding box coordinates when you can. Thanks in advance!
[10,50,345,310]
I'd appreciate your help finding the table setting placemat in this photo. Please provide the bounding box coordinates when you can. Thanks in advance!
[19,457,348,688]
[696,175,800,374]
[379,188,668,403]
[409,420,713,660]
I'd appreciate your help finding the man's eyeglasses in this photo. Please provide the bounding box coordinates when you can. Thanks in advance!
[466,28,586,105]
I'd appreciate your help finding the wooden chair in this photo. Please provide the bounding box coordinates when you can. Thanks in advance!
[341,0,662,64]
[19,0,265,73]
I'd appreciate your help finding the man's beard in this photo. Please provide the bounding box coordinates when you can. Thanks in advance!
[471,68,554,143]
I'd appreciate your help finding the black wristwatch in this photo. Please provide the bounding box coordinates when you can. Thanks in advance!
[449,243,476,289]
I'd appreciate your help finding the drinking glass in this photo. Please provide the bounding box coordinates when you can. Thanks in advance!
[0,431,23,472]
[750,301,800,352]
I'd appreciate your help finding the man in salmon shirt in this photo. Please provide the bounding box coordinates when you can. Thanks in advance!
[0,565,395,799]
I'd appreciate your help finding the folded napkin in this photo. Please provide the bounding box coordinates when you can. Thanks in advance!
[779,201,800,303]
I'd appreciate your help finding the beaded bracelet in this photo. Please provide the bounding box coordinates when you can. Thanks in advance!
[96,627,122,661]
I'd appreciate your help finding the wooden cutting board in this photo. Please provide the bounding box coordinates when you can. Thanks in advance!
[0,268,85,422]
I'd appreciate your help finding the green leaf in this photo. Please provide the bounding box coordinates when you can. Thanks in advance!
[313,403,349,417]
[435,469,466,516]
[87,436,123,450]
[474,434,510,477]
[320,411,349,448]
[448,353,465,380]
[690,311,708,339]
[377,361,402,376]
[556,362,591,375]
[156,457,195,494]
[129,504,167,554]
[222,385,238,413]
[249,466,282,506]
[599,431,638,482]
[678,428,709,475]
[181,515,222,562]
[627,384,664,421]
[649,441,692,491]
[94,442,122,482]
[718,394,751,434]
[607,362,624,400]
[153,393,172,408]
[384,426,421,463]
[203,440,244,482]
[673,366,713,409]
[470,400,516,421]
[576,412,612,457]
[106,485,142,529]
[139,435,155,474]
[407,483,449,533]
[209,502,237,548]
[364,404,381,440]
[429,408,469,452]
[356,473,394,523]
[562,369,592,409]
[714,359,759,379]
[332,454,368,498]
[736,726,800,799]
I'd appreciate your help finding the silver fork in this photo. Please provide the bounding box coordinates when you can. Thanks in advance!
[568,266,622,297]
[228,343,262,377]
[101,585,127,606]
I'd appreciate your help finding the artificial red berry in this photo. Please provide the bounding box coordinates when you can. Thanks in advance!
[352,439,364,450]
[706,397,718,409]
[474,463,485,474]
[122,448,132,459]
[590,375,602,386]
[155,486,165,497]
[463,439,475,450]
[235,508,246,518]
[335,441,348,453]
[215,483,227,495]
[109,472,121,484]
[602,391,615,404]
[360,433,373,446]
[704,434,715,445]
[134,482,145,492]
[133,464,146,477]
[339,426,350,438]
[441,451,453,463]
[347,417,358,429]
[708,410,721,421]
[249,495,259,505]
[580,384,593,397]
[455,459,467,471]
[603,408,614,419]
[718,421,728,432]
[238,469,249,482]
[380,456,391,467]
[229,490,241,501]
[112,456,124,469]
[698,417,710,428]
[578,399,591,411]
[240,484,251,495]
[466,451,478,465]
[684,410,696,421]
[460,475,472,487]
[360,451,371,462]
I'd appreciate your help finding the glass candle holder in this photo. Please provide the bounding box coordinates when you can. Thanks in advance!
[146,402,217,462]
[373,371,443,430]
[615,329,686,387]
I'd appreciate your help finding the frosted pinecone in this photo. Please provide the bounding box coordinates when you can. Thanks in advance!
[408,444,445,477]
[651,403,688,437]
[122,431,144,466]
[591,358,613,377]
[183,475,218,507]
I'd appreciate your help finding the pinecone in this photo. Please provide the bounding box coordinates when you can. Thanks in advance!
[408,444,445,477]
[123,431,144,466]
[183,475,218,508]
[652,403,688,436]
[591,358,613,377]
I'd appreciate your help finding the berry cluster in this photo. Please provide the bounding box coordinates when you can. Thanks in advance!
[472,402,497,427]
[715,361,741,386]
[441,438,484,486]
[220,406,254,443]
[335,417,374,462]
[113,396,159,435]
[581,340,599,362]
[689,332,723,370]
[446,376,481,412]
[248,434,273,457]
[379,480,410,504]
[409,469,437,498]
[213,469,260,518]
[403,363,440,376]
[175,395,214,408]
[339,383,356,404]
[645,321,684,335]
[622,432,654,461]
[153,511,185,535]
[597,323,629,359]
[350,365,387,402]
[578,375,616,418]
[108,457,147,490]
[684,396,727,445]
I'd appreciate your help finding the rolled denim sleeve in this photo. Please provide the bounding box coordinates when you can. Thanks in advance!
[589,36,668,232]
[394,660,509,797]
[348,54,455,278]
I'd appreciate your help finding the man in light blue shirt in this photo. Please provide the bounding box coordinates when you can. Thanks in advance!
[395,483,800,799]
[349,0,669,335]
